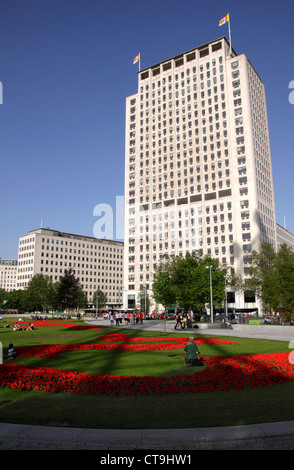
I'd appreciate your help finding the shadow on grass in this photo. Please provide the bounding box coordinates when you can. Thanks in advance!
[2,324,294,429]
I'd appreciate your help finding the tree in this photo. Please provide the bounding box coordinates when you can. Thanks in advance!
[197,255,227,309]
[275,244,294,321]
[172,252,202,311]
[46,280,61,313]
[248,242,294,321]
[248,242,279,312]
[93,289,107,310]
[152,252,226,316]
[22,274,54,312]
[56,269,85,313]
[3,290,26,310]
[0,287,6,308]
[152,255,177,310]
[137,285,151,316]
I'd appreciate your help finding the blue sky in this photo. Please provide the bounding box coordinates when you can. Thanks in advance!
[0,0,293,259]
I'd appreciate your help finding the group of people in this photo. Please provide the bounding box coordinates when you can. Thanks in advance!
[108,311,144,326]
[2,321,35,331]
[12,322,35,331]
[29,314,49,321]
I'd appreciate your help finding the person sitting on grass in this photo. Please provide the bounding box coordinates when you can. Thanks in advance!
[184,337,202,367]
[4,343,16,359]
[25,323,35,331]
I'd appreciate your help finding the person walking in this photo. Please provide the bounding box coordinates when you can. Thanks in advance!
[174,313,182,329]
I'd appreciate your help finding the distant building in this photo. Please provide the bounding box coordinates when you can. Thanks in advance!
[17,228,124,307]
[0,259,18,292]
[276,224,294,249]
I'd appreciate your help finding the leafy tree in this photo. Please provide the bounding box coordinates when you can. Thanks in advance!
[137,285,151,315]
[172,252,202,311]
[248,242,279,312]
[56,269,85,313]
[275,244,294,321]
[46,280,61,313]
[93,289,107,310]
[248,242,294,321]
[22,274,54,312]
[197,255,227,308]
[3,289,25,310]
[0,287,7,307]
[152,255,177,310]
[77,289,88,310]
[152,252,226,316]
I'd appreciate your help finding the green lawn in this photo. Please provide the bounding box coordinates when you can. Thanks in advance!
[0,318,294,429]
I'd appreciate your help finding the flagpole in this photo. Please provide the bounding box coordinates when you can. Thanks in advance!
[228,14,232,56]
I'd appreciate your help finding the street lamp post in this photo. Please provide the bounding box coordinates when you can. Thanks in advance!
[96,296,99,319]
[206,265,213,324]
[224,275,229,327]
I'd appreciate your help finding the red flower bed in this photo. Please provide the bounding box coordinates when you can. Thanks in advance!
[11,321,103,330]
[1,352,294,395]
[2,329,293,395]
[97,333,236,345]
[15,333,236,357]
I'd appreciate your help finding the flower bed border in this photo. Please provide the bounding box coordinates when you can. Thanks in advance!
[1,352,294,395]
[15,334,236,357]
[2,324,294,396]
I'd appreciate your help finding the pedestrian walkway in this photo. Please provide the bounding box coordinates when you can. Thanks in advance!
[90,316,294,342]
[1,319,294,450]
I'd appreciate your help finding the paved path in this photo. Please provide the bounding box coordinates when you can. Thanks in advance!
[1,319,294,451]
[90,317,294,342]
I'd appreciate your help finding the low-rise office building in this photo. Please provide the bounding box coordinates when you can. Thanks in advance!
[0,259,18,292]
[17,228,124,306]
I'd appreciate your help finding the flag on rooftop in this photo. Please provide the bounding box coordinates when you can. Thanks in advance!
[133,53,140,64]
[219,14,229,26]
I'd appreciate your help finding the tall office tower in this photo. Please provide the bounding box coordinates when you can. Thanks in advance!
[124,37,276,314]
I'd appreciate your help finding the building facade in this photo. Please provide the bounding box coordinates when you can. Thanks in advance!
[17,228,124,306]
[0,259,18,292]
[276,223,294,249]
[123,37,276,314]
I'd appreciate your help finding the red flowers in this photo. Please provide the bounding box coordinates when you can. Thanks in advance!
[14,333,235,357]
[11,320,103,331]
[1,353,294,395]
[1,329,294,396]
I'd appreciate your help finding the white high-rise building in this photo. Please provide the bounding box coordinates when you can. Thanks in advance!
[123,37,276,314]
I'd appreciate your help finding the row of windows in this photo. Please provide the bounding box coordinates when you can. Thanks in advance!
[139,52,224,87]
[19,239,123,254]
[41,238,122,251]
